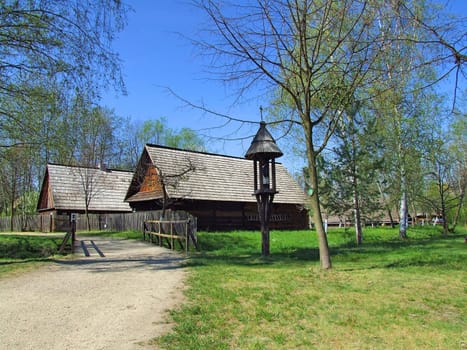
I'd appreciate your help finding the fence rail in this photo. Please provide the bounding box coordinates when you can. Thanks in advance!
[0,210,197,233]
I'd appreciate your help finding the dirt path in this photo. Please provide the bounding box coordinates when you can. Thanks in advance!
[0,237,187,350]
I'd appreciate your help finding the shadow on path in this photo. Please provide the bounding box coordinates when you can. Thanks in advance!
[53,236,187,273]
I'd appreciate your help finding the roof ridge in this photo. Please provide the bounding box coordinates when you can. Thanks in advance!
[144,143,284,164]
[145,143,246,160]
[47,162,134,173]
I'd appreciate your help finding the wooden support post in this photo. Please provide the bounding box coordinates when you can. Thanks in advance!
[170,222,174,250]
[158,221,162,247]
[185,221,188,254]
[143,219,196,252]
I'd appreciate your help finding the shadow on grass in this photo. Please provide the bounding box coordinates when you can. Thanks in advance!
[0,257,54,266]
[188,231,466,271]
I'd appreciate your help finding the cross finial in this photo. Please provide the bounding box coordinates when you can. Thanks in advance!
[260,106,263,121]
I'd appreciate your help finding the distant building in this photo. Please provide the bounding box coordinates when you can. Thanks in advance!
[37,163,133,231]
[125,144,308,230]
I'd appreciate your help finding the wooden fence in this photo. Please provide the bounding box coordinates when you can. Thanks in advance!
[143,219,199,252]
[0,210,197,233]
[0,215,39,232]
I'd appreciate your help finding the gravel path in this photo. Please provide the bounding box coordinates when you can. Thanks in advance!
[0,237,187,350]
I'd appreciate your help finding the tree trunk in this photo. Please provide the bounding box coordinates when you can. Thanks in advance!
[399,164,409,239]
[450,188,465,232]
[399,190,408,239]
[435,165,450,235]
[9,170,17,232]
[352,168,363,244]
[388,208,395,228]
[377,180,395,228]
[86,209,91,231]
[354,191,363,245]
[10,201,15,232]
[439,185,449,236]
[307,148,332,269]
[351,135,363,245]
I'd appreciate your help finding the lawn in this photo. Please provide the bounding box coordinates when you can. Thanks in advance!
[155,226,466,350]
[0,227,465,349]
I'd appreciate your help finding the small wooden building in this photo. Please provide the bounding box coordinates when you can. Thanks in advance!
[125,144,308,230]
[37,163,133,231]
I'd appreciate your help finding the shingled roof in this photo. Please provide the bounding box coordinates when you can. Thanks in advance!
[38,163,133,213]
[125,144,306,205]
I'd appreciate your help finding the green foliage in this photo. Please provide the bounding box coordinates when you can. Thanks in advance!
[155,227,466,349]
[0,0,127,102]
[136,118,206,152]
[0,0,129,219]
[0,145,37,217]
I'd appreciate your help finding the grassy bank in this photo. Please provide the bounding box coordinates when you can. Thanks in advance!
[0,230,141,271]
[0,230,143,277]
[0,234,65,276]
[156,226,466,349]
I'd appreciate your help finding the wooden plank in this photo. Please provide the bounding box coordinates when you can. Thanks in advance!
[145,220,189,224]
[189,231,200,250]
[147,232,184,240]
[58,231,72,253]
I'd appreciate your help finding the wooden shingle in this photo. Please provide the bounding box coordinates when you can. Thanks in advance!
[126,144,306,205]
[38,163,133,213]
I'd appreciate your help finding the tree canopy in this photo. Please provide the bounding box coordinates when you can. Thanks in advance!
[0,0,128,148]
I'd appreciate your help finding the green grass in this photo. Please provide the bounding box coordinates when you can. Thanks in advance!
[155,226,467,350]
[1,227,465,348]
[0,234,65,277]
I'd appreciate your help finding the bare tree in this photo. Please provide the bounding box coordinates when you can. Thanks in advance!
[155,159,199,218]
[192,0,398,268]
[130,152,199,218]
[75,167,104,231]
[189,0,465,268]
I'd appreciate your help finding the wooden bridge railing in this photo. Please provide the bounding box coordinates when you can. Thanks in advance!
[143,219,199,252]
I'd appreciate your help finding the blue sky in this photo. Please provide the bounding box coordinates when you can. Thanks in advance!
[101,1,263,158]
[102,0,466,174]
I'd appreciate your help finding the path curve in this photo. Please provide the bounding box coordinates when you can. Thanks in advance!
[0,237,186,350]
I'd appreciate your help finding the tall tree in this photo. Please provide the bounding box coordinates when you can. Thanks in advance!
[69,105,122,230]
[321,105,382,244]
[195,0,387,268]
[447,109,467,230]
[0,145,34,229]
[192,0,465,267]
[420,107,467,234]
[75,106,118,168]
[193,0,399,267]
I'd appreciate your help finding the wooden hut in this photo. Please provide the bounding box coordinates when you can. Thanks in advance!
[37,163,133,231]
[125,144,308,231]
